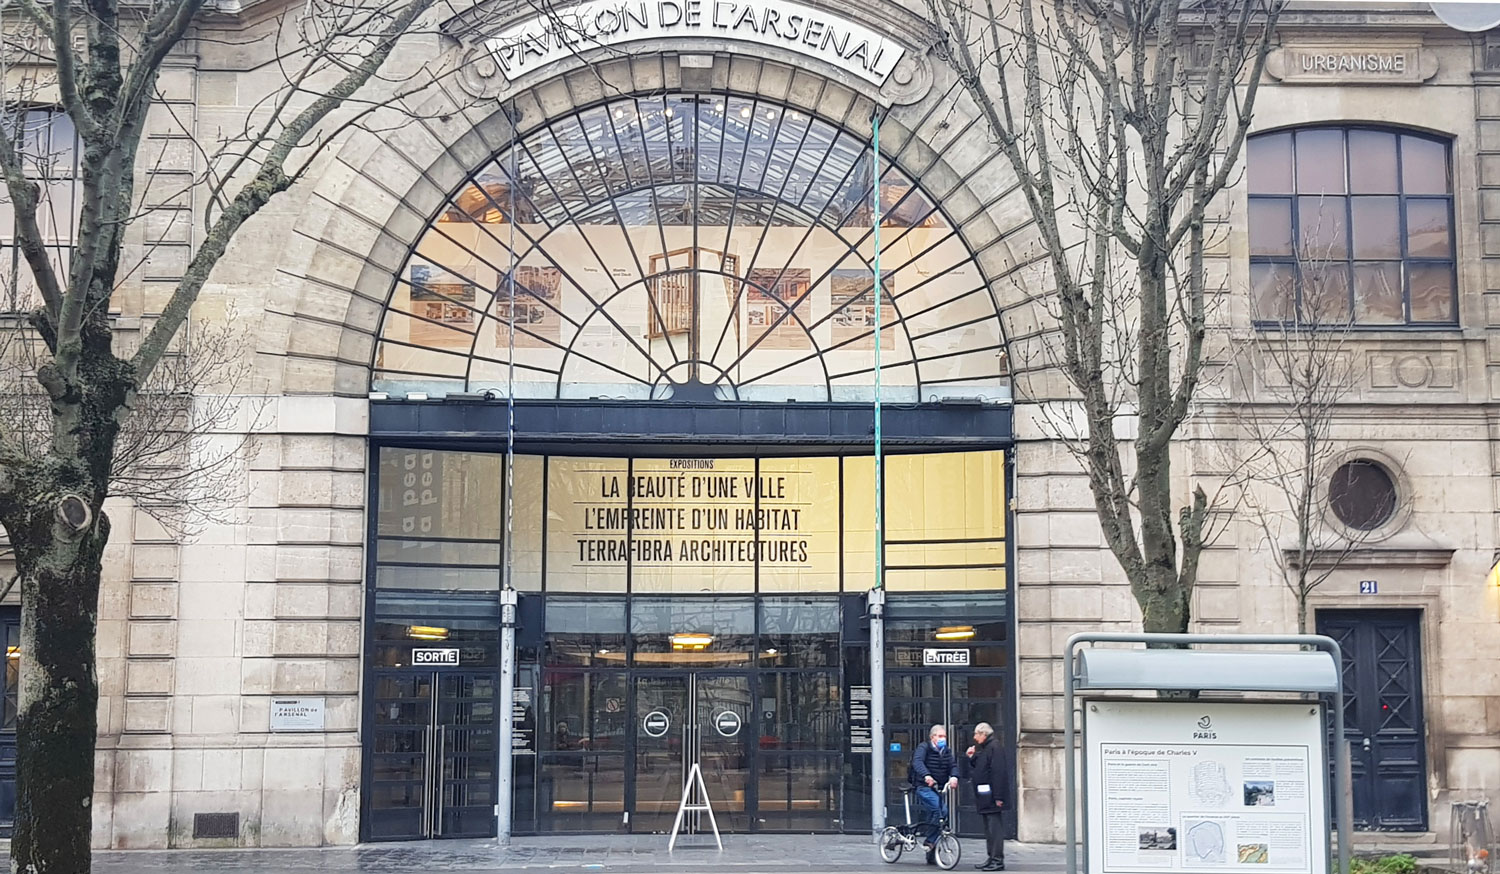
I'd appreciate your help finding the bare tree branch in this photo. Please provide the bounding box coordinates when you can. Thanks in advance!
[0,0,451,865]
[1227,238,1410,633]
[134,0,439,381]
[0,125,65,317]
[925,0,1285,632]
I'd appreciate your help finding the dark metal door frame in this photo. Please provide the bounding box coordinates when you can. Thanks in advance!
[628,670,754,834]
[365,668,500,841]
[885,669,1011,840]
[941,673,965,836]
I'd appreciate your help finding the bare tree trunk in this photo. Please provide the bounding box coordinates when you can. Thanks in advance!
[0,0,441,862]
[9,507,109,873]
[1139,565,1192,635]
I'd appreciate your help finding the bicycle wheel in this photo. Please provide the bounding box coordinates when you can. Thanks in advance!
[879,826,905,863]
[934,832,962,870]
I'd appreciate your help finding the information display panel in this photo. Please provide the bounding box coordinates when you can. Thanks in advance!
[1084,701,1328,874]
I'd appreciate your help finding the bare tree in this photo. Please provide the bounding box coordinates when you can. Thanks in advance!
[0,0,450,866]
[0,311,262,598]
[1232,246,1406,633]
[921,0,1283,632]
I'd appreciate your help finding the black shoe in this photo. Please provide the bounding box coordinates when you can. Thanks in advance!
[976,861,995,870]
[990,862,1006,871]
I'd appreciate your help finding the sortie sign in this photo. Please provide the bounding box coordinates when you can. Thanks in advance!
[412,648,461,666]
[485,0,907,86]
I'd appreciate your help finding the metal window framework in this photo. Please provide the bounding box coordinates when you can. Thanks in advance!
[1248,125,1458,330]
[375,92,1009,403]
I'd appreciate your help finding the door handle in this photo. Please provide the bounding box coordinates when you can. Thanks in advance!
[434,725,447,836]
[421,725,434,837]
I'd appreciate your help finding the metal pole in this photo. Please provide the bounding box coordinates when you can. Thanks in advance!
[1064,644,1077,874]
[869,587,886,839]
[495,110,520,844]
[497,590,517,842]
[1331,656,1351,874]
[868,108,887,840]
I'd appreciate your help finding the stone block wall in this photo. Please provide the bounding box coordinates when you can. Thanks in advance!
[91,399,369,848]
[18,1,1498,848]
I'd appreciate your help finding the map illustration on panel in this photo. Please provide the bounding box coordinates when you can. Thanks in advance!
[1185,819,1227,864]
[1190,760,1234,807]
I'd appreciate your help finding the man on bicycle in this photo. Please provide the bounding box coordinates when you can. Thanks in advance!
[910,724,958,866]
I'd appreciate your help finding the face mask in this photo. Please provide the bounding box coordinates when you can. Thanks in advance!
[934,739,947,750]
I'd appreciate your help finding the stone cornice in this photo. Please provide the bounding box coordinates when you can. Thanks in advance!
[1284,545,1456,570]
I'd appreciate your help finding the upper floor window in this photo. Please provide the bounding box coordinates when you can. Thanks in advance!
[0,109,80,312]
[1248,127,1456,327]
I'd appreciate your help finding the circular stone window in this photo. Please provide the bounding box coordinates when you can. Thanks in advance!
[1328,460,1399,531]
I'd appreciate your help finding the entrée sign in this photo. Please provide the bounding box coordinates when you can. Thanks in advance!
[484,0,907,86]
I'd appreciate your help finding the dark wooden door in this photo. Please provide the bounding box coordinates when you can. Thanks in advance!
[1317,610,1428,831]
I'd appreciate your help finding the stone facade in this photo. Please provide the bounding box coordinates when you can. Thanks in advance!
[1,0,1494,849]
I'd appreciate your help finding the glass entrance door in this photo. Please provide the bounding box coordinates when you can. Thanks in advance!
[367,670,499,840]
[632,673,751,833]
[886,671,1009,838]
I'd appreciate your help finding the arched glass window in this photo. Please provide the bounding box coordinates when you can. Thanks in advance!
[376,93,1008,403]
[0,109,80,312]
[1247,126,1456,327]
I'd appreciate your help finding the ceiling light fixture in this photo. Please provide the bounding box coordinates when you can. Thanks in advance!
[671,632,715,650]
[407,625,450,641]
[934,626,976,641]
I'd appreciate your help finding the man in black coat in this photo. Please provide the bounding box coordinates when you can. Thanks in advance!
[966,721,1008,871]
[910,724,958,865]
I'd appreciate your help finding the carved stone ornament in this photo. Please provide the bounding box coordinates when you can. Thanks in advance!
[457,42,511,98]
[1265,44,1439,85]
[448,0,933,105]
[1367,350,1458,390]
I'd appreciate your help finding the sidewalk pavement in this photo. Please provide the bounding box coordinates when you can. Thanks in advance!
[5,835,1068,874]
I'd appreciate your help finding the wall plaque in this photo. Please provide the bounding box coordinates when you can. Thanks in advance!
[1,25,88,64]
[269,697,326,732]
[1266,46,1437,85]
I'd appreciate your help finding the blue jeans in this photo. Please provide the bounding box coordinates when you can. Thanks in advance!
[915,785,947,845]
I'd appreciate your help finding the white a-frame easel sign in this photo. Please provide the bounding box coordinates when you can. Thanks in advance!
[667,761,722,851]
